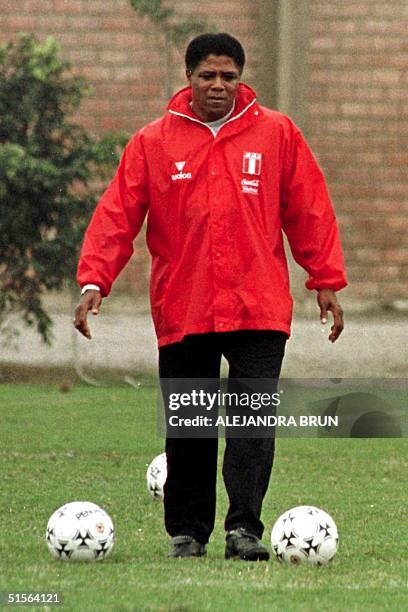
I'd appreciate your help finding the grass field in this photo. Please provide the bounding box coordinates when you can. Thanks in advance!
[0,383,407,611]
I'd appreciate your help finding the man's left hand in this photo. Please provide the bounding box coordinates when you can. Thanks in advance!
[317,289,344,343]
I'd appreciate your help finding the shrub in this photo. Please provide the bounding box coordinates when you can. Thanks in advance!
[0,34,127,343]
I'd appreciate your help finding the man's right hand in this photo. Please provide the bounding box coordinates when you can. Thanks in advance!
[74,290,102,340]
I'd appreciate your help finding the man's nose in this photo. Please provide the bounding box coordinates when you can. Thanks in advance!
[210,75,224,89]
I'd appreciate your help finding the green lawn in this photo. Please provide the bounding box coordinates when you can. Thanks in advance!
[0,384,407,611]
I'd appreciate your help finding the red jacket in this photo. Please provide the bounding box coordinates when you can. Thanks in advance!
[77,83,347,347]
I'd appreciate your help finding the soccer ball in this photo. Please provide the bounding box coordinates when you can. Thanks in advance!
[146,452,167,500]
[46,501,115,561]
[271,505,338,565]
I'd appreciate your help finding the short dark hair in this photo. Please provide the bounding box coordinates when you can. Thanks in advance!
[185,33,245,73]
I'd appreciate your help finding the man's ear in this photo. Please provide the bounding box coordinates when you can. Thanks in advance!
[186,69,192,83]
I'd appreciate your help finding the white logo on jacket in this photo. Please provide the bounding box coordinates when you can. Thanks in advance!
[243,152,262,176]
[241,178,259,195]
[172,161,192,181]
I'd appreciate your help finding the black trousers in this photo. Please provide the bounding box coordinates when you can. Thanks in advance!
[159,330,287,544]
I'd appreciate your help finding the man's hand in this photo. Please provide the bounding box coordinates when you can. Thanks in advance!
[74,290,102,340]
[317,289,344,343]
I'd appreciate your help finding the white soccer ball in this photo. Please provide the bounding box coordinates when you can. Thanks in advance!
[46,501,115,561]
[146,452,167,500]
[271,505,338,565]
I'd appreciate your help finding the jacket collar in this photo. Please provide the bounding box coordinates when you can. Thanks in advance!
[167,83,260,130]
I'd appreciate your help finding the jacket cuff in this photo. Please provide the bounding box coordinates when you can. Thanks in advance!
[81,284,101,295]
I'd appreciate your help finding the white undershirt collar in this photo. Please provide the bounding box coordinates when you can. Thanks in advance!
[190,100,236,135]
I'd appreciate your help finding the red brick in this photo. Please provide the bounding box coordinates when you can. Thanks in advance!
[322,86,387,102]
[4,15,39,30]
[311,3,369,17]
[81,65,112,81]
[78,31,116,46]
[99,49,130,64]
[370,4,407,17]
[371,69,401,85]
[53,31,83,47]
[66,48,98,64]
[85,0,121,15]
[327,21,359,34]
[101,116,128,131]
[384,218,408,233]
[52,0,83,14]
[80,98,111,115]
[22,0,53,11]
[100,16,138,32]
[309,102,338,115]
[0,1,26,13]
[387,154,408,167]
[66,15,102,31]
[362,19,408,34]
[380,282,407,297]
[348,265,401,282]
[340,102,399,118]
[349,282,380,298]
[384,250,408,264]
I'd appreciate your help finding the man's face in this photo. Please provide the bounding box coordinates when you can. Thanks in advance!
[187,54,241,122]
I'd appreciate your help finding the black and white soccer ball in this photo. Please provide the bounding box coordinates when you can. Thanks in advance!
[146,453,167,500]
[46,501,115,561]
[271,505,339,565]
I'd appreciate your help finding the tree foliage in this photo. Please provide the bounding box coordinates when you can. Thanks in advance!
[129,0,212,99]
[129,0,210,46]
[0,34,127,343]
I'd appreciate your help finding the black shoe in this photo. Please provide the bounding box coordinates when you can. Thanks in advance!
[168,535,207,558]
[225,527,270,561]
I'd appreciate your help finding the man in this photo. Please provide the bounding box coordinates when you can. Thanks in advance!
[75,33,346,561]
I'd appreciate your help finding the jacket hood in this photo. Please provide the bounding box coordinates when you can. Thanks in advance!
[167,82,258,121]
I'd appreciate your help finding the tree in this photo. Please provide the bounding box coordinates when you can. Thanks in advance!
[129,0,212,97]
[129,0,209,45]
[0,34,127,344]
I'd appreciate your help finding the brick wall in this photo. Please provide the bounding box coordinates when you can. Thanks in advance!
[1,0,407,308]
[308,0,408,305]
[0,0,258,132]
